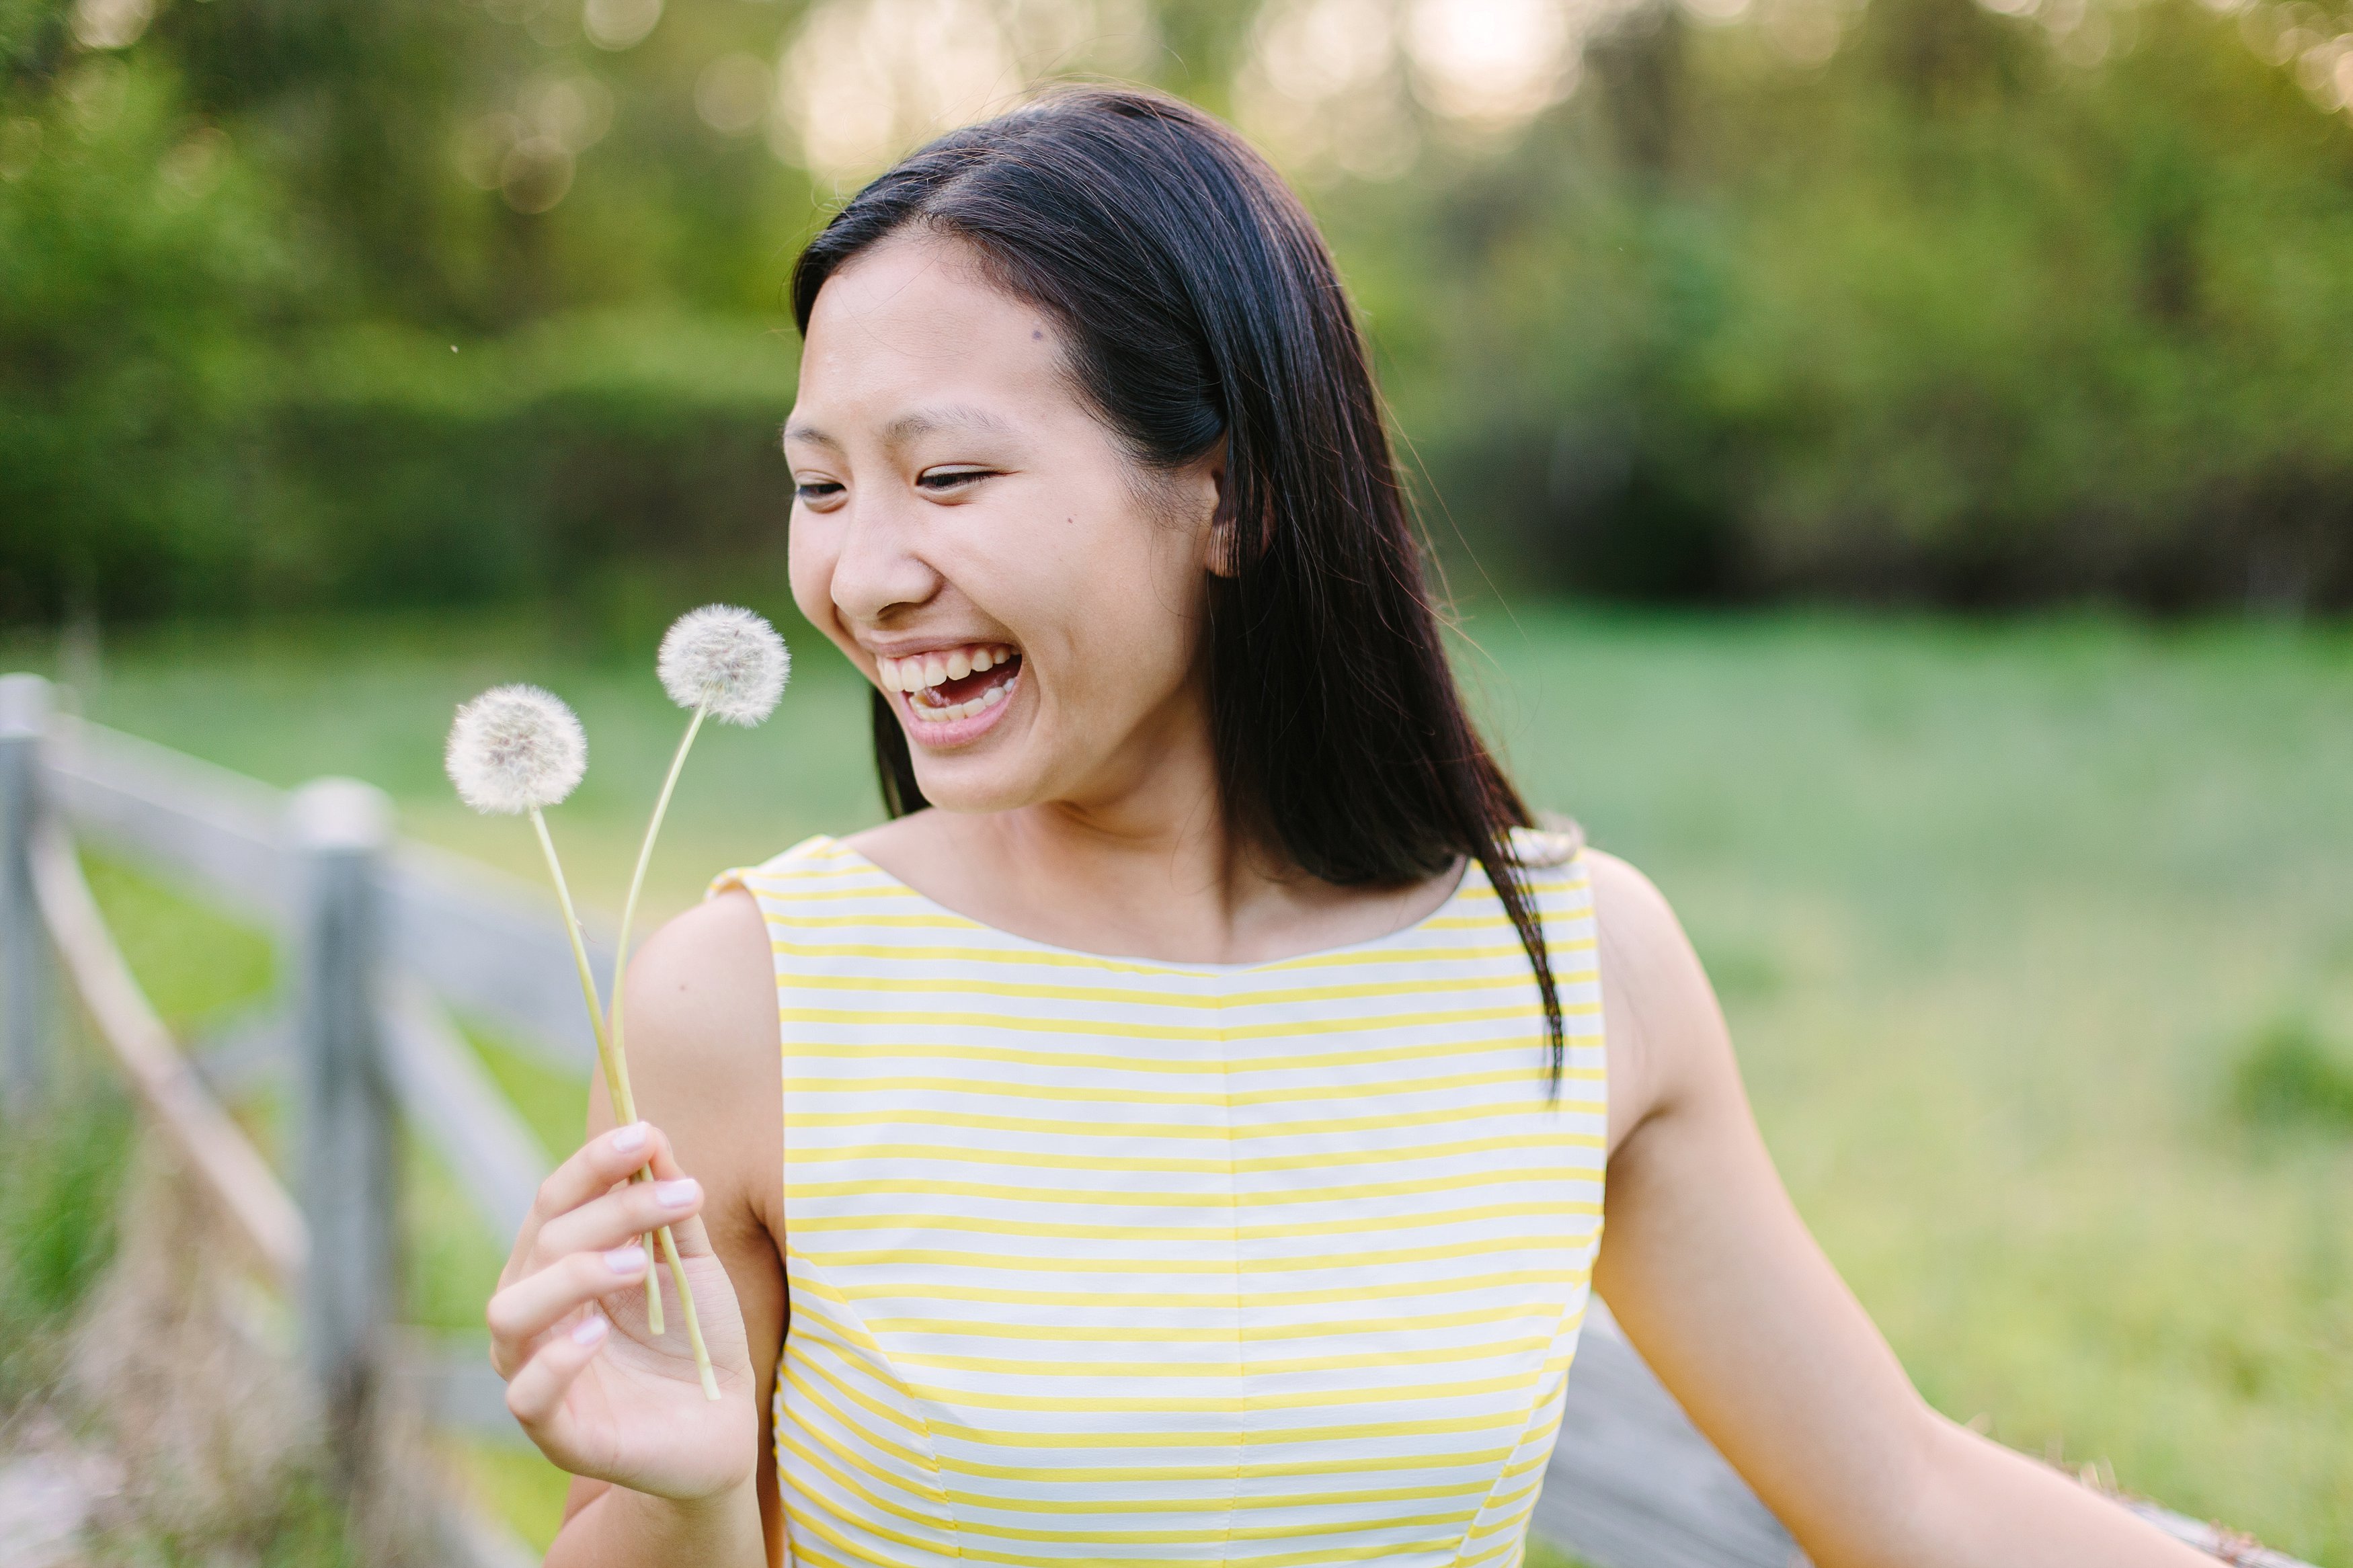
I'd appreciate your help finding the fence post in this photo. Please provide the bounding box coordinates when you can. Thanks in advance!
[0,673,52,1118]
[289,776,399,1488]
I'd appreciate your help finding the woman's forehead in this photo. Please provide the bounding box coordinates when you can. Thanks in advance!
[805,235,1052,370]
[793,237,1081,441]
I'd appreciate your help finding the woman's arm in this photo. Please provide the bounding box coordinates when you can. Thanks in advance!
[1587,852,2210,1567]
[541,888,791,1567]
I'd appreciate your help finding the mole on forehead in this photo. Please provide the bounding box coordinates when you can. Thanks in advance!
[784,404,1022,450]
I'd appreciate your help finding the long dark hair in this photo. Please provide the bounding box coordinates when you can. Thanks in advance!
[791,86,1566,1080]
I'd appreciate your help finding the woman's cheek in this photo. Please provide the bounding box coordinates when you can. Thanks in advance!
[787,517,841,641]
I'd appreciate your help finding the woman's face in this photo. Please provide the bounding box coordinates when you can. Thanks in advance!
[786,233,1224,817]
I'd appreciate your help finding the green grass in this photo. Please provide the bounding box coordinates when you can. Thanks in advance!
[0,1062,134,1405]
[24,602,2353,1563]
[448,1434,577,1553]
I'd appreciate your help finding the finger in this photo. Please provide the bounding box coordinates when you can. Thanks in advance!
[532,1178,704,1270]
[636,1137,720,1263]
[506,1309,610,1436]
[508,1122,677,1269]
[488,1243,651,1372]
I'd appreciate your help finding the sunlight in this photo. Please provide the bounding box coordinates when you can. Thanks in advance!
[774,0,1149,181]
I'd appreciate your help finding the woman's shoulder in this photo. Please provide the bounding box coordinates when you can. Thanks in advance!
[616,886,780,1138]
[1581,847,1690,981]
[1572,841,1739,1152]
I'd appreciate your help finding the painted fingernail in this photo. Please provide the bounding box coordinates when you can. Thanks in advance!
[655,1178,700,1209]
[604,1244,648,1274]
[572,1312,608,1346]
[612,1122,648,1153]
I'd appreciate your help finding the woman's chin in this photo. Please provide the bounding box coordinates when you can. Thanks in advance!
[896,691,1047,813]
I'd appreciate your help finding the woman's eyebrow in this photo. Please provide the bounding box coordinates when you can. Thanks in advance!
[883,405,1019,444]
[782,405,1019,454]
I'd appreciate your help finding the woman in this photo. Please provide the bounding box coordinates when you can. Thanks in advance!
[487,87,2209,1566]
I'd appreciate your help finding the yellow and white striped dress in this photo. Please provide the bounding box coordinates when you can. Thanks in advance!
[716,827,1605,1568]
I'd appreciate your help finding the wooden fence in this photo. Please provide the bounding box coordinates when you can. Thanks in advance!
[0,672,2309,1568]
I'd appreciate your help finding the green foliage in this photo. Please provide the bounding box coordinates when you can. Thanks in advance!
[0,1076,132,1400]
[2234,1019,2353,1134]
[0,43,295,618]
[258,311,799,609]
[1350,0,2353,607]
[0,0,816,619]
[10,0,2353,615]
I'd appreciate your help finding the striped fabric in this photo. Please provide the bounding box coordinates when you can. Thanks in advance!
[716,828,1605,1568]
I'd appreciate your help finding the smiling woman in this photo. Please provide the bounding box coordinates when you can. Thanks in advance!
[482,86,2220,1568]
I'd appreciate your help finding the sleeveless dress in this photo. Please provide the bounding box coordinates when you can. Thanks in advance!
[714,827,1605,1568]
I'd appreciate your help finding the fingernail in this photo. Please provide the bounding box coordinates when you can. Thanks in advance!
[655,1178,700,1209]
[612,1122,648,1153]
[572,1312,608,1346]
[604,1244,648,1274]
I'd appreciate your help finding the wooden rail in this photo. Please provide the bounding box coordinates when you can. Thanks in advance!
[0,676,2319,1568]
[42,709,608,1073]
[1,684,538,1568]
[28,818,306,1284]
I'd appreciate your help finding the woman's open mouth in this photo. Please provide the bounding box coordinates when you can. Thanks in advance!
[875,643,1023,735]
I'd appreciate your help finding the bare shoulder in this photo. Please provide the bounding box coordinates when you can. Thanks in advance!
[1582,849,1737,1154]
[622,889,776,1082]
[611,889,779,1210]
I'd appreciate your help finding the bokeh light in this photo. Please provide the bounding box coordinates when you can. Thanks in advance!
[696,53,774,135]
[584,0,664,51]
[68,0,152,51]
[772,0,1147,179]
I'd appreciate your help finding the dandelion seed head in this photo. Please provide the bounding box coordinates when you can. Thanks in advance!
[446,684,587,814]
[658,604,789,725]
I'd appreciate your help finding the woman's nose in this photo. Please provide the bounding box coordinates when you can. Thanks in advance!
[828,493,943,626]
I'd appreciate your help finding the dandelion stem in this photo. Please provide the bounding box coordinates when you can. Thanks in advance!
[598,705,715,1401]
[610,702,706,1119]
[528,804,660,1318]
[529,808,621,1109]
[657,1222,720,1402]
[530,807,719,1400]
[608,703,704,1337]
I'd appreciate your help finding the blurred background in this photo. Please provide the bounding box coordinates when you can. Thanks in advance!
[3,0,2353,1561]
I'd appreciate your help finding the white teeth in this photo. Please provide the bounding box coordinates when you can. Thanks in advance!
[876,645,1021,703]
[904,665,1020,723]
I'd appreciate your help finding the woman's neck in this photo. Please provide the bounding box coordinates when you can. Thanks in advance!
[844,764,1459,968]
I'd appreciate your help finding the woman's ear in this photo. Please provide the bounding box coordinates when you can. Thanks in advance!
[1193,447,1238,579]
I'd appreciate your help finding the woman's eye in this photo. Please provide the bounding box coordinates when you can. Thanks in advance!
[917,467,993,493]
[795,480,845,504]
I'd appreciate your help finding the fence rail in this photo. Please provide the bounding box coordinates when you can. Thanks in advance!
[30,817,306,1282]
[0,674,2313,1568]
